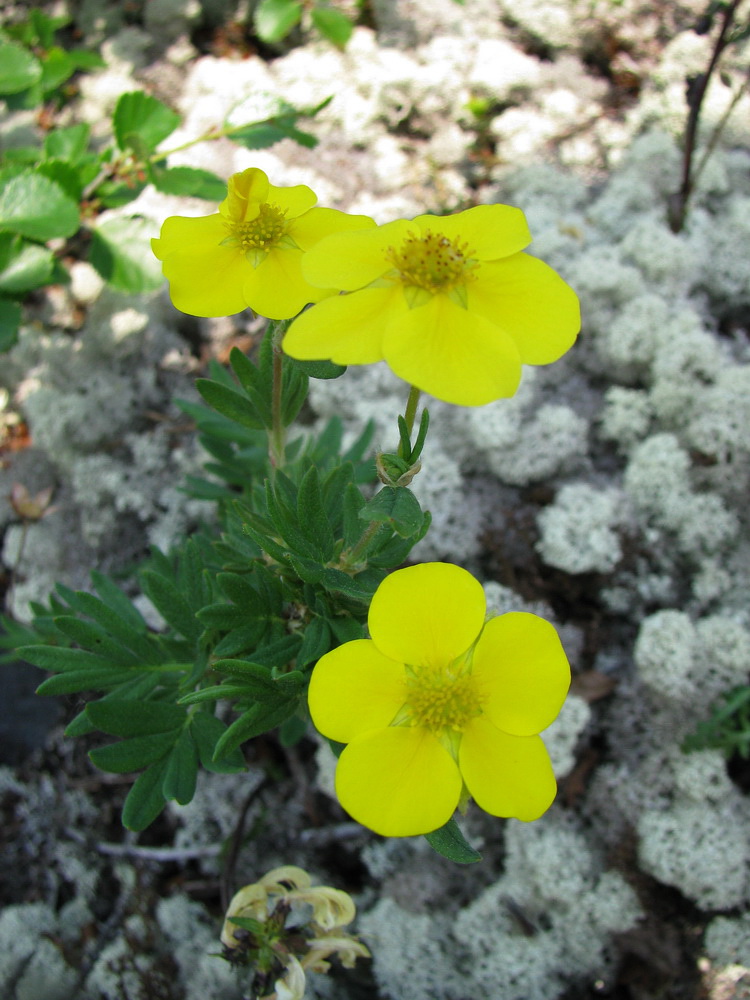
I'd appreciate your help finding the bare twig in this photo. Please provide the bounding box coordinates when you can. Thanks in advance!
[668,0,746,232]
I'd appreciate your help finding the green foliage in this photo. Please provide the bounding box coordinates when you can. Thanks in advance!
[683,685,750,759]
[0,9,332,350]
[15,327,430,834]
[253,0,355,48]
[425,818,482,864]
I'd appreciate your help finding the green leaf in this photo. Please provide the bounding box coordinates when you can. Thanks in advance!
[21,644,116,673]
[425,818,482,864]
[52,615,140,665]
[191,712,245,773]
[212,659,278,696]
[44,122,90,162]
[288,358,347,380]
[39,46,75,93]
[141,570,202,642]
[254,0,303,42]
[0,40,42,95]
[89,731,179,773]
[86,700,187,737]
[151,165,227,201]
[279,714,308,747]
[122,758,169,831]
[0,171,79,240]
[88,215,164,294]
[320,568,377,602]
[113,91,180,154]
[196,379,265,431]
[214,698,298,758]
[162,729,199,804]
[297,466,335,560]
[36,667,137,695]
[311,6,353,47]
[296,615,331,668]
[0,236,53,293]
[360,486,424,538]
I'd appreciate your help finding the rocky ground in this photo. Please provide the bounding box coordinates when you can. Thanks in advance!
[2,0,750,997]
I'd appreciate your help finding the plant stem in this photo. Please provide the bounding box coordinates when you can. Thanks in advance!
[340,520,382,571]
[269,323,286,470]
[669,0,744,232]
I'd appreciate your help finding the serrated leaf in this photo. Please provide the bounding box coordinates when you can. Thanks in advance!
[0,171,79,240]
[162,729,198,804]
[425,818,482,864]
[0,40,42,95]
[311,6,353,47]
[191,712,246,773]
[44,122,90,162]
[196,379,265,431]
[89,731,179,773]
[122,758,169,831]
[113,91,180,153]
[88,215,163,294]
[86,699,187,737]
[0,237,53,293]
[151,165,227,201]
[36,160,84,202]
[254,0,303,42]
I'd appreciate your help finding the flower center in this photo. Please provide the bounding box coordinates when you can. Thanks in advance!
[387,230,477,295]
[403,663,483,733]
[222,203,288,264]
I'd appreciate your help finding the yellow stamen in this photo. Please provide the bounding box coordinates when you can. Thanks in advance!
[223,203,288,255]
[386,230,477,294]
[403,662,483,733]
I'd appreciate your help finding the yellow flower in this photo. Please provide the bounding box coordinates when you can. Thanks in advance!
[151,167,374,319]
[282,204,580,406]
[308,562,570,837]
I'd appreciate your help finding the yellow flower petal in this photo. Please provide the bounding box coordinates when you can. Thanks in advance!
[152,214,248,317]
[308,639,406,743]
[472,613,571,736]
[241,246,324,320]
[459,715,557,820]
[469,254,580,364]
[302,220,416,290]
[220,167,269,222]
[289,207,375,251]
[282,286,402,364]
[368,562,486,668]
[266,179,318,218]
[336,726,461,836]
[382,293,522,406]
[412,204,531,261]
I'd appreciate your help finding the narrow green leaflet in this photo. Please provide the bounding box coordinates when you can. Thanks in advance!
[191,712,246,774]
[89,216,164,294]
[162,729,199,804]
[0,171,79,241]
[86,700,187,737]
[113,91,180,154]
[122,758,170,831]
[254,0,303,42]
[425,818,482,864]
[140,570,203,642]
[89,731,181,773]
[0,40,41,95]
